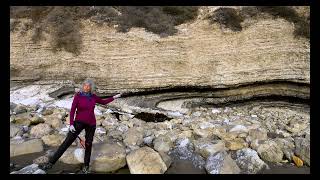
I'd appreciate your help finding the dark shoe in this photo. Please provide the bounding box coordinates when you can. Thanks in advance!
[39,162,53,171]
[82,166,90,174]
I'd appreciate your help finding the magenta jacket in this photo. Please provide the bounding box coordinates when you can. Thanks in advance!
[69,92,114,126]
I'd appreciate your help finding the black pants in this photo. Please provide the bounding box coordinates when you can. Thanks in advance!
[49,121,96,167]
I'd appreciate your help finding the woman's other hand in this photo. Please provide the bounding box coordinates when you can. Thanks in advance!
[69,125,76,133]
[113,93,121,99]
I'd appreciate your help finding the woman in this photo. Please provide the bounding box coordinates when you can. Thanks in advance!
[40,79,121,173]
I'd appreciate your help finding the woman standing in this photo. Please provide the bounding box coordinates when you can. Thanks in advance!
[40,79,121,173]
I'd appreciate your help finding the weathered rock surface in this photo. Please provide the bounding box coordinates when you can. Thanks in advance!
[123,128,144,150]
[294,137,310,166]
[30,115,45,125]
[30,123,53,138]
[10,164,46,174]
[153,135,174,153]
[274,138,295,161]
[12,115,31,126]
[235,148,268,174]
[193,138,226,158]
[126,146,167,174]
[10,139,44,157]
[59,147,81,164]
[256,140,284,163]
[41,134,66,147]
[205,151,241,174]
[90,143,127,172]
[10,124,23,138]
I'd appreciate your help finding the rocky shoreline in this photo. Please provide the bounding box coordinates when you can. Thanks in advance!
[10,84,310,174]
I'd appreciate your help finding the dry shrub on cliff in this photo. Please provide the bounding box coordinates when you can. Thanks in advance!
[116,6,176,36]
[209,6,309,39]
[10,19,20,32]
[45,7,83,55]
[162,6,199,25]
[116,6,198,37]
[240,6,309,39]
[210,7,244,31]
[256,6,309,39]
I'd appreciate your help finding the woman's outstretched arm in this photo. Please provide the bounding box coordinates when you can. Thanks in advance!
[95,96,114,105]
[95,93,121,105]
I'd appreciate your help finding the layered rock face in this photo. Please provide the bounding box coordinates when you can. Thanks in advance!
[10,6,309,105]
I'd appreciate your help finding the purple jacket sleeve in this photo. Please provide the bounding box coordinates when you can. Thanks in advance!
[69,93,79,126]
[95,95,114,105]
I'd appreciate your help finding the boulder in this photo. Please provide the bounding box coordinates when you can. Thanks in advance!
[10,124,23,138]
[96,115,104,126]
[156,121,173,130]
[205,151,241,174]
[246,128,268,142]
[170,138,206,170]
[229,125,249,133]
[74,148,85,163]
[10,116,15,123]
[90,143,127,172]
[57,110,67,121]
[193,128,213,138]
[41,109,54,116]
[143,136,155,146]
[60,147,81,164]
[257,140,284,162]
[159,151,172,169]
[131,118,147,127]
[154,129,169,138]
[153,135,174,153]
[119,114,134,121]
[285,119,308,134]
[30,123,53,138]
[122,120,134,128]
[225,138,248,151]
[170,118,183,125]
[274,138,295,161]
[193,138,226,158]
[107,129,124,141]
[95,127,107,135]
[102,116,119,130]
[13,104,27,114]
[44,116,63,129]
[10,164,46,174]
[10,139,44,157]
[13,116,31,126]
[235,148,268,174]
[292,155,304,167]
[33,149,55,165]
[294,137,310,166]
[10,102,17,111]
[211,127,228,140]
[30,115,45,125]
[117,123,129,132]
[177,130,193,139]
[123,128,144,149]
[41,134,66,147]
[33,155,50,165]
[126,146,167,174]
